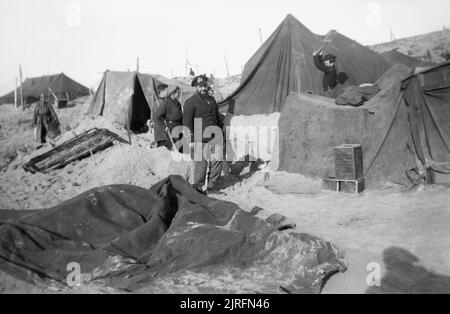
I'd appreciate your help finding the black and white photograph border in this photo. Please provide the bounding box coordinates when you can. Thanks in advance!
[0,0,449,298]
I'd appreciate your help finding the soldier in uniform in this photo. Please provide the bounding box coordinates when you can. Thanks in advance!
[183,75,224,192]
[154,85,183,150]
[313,47,339,98]
[151,84,169,147]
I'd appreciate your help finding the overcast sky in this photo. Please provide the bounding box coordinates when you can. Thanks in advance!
[1,0,449,94]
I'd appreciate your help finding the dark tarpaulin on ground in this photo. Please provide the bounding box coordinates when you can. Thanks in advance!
[0,176,347,293]
[23,128,125,173]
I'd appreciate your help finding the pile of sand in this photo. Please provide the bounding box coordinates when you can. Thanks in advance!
[0,99,192,210]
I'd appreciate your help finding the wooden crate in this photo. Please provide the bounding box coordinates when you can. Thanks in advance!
[340,178,365,194]
[322,178,339,192]
[322,177,365,194]
[334,144,363,180]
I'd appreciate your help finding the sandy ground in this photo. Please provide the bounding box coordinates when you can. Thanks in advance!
[1,94,449,294]
[371,28,450,64]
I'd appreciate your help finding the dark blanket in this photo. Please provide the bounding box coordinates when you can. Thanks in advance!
[335,84,381,107]
[0,176,347,293]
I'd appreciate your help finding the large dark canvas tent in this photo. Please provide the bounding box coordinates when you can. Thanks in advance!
[274,62,450,186]
[219,14,323,115]
[0,73,90,105]
[379,49,434,70]
[219,14,390,115]
[87,70,194,131]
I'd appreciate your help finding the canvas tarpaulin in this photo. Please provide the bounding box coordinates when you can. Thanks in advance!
[402,62,450,182]
[379,49,434,70]
[335,84,381,107]
[219,14,390,115]
[274,62,450,186]
[0,73,90,105]
[0,176,347,293]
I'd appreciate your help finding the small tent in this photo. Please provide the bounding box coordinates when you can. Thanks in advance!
[379,49,434,70]
[273,62,450,186]
[87,70,194,131]
[0,73,90,105]
[219,14,390,115]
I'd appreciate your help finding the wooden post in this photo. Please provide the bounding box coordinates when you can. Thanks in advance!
[258,27,263,44]
[136,57,139,72]
[49,88,58,105]
[19,65,24,110]
[185,46,188,76]
[224,53,230,78]
[390,27,396,42]
[14,77,18,108]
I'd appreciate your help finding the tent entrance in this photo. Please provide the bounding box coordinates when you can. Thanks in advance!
[130,77,151,132]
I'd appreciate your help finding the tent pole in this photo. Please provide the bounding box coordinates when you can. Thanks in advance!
[224,53,230,78]
[14,77,18,108]
[136,57,139,72]
[185,46,188,77]
[48,87,58,103]
[19,65,24,110]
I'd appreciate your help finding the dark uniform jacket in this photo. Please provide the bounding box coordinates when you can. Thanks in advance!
[153,97,168,142]
[313,53,338,92]
[183,93,223,143]
[155,97,183,132]
[32,101,60,143]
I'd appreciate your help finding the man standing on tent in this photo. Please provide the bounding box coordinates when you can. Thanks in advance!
[183,75,224,192]
[154,85,183,150]
[313,47,339,97]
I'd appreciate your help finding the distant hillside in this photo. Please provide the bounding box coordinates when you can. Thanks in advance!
[370,28,450,64]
